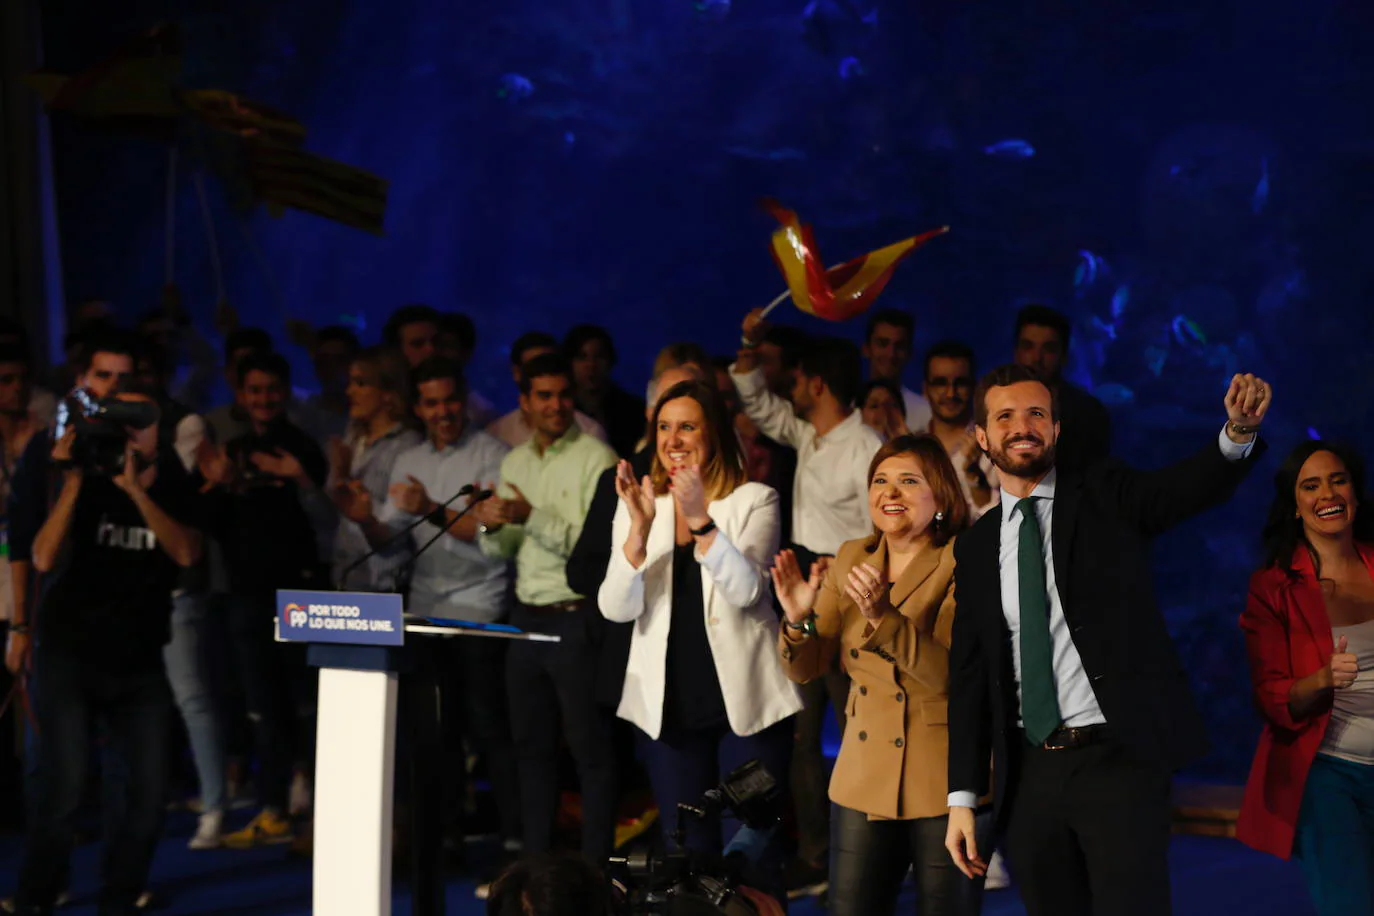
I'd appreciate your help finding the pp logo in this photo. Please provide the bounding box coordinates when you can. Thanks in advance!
[285,603,308,628]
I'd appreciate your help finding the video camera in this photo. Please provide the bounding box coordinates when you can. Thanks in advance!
[53,388,159,476]
[608,760,783,916]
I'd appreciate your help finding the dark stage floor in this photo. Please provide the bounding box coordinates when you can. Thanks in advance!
[0,810,1315,915]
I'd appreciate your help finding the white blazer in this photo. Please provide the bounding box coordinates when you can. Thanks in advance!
[599,482,803,740]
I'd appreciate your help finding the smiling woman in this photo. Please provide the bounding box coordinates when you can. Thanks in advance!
[1239,439,1374,912]
[599,378,800,892]
[771,433,989,916]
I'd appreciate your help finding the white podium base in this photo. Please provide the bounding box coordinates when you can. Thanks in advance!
[312,667,399,916]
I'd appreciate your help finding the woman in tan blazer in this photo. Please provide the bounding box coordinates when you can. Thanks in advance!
[773,433,989,916]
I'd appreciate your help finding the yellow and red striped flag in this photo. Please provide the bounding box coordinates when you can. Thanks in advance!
[764,199,948,322]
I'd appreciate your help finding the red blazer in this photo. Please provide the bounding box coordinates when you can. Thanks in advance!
[1236,544,1374,859]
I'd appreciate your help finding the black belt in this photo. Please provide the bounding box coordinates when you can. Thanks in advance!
[519,599,587,614]
[1022,724,1110,751]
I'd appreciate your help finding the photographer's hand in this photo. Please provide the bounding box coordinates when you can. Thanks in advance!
[31,469,82,574]
[112,442,147,497]
[5,630,30,677]
[50,428,75,464]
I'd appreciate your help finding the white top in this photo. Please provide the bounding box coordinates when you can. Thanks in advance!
[901,385,932,434]
[1319,618,1374,766]
[599,482,803,739]
[731,366,883,555]
[485,407,608,450]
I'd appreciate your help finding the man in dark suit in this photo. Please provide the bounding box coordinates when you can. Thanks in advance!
[943,363,1271,915]
[1012,304,1112,472]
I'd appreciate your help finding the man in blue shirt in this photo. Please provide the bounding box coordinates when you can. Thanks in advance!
[338,356,519,850]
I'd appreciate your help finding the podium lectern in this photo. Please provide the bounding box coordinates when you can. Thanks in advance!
[277,590,560,916]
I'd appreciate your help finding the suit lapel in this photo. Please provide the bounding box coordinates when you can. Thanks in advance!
[1289,546,1334,655]
[1050,474,1080,615]
[886,536,944,609]
[972,504,1004,629]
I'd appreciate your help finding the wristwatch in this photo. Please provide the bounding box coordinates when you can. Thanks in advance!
[783,613,818,638]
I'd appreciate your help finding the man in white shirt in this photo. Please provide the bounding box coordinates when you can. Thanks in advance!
[732,323,882,898]
[863,308,932,433]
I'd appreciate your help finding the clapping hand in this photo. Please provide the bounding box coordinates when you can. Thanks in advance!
[474,483,533,529]
[1330,634,1359,690]
[614,460,656,532]
[389,475,435,517]
[333,479,374,524]
[196,441,235,491]
[668,465,707,522]
[250,448,306,484]
[845,562,887,621]
[770,549,823,625]
[1224,373,1272,432]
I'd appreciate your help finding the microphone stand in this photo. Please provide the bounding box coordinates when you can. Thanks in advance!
[391,489,494,596]
[393,485,491,916]
[340,484,478,580]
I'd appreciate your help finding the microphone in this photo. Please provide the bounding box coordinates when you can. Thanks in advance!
[392,489,494,586]
[341,483,484,579]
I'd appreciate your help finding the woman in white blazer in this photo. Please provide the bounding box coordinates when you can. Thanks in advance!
[600,379,802,856]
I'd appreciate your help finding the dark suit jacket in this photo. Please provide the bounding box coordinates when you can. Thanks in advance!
[947,436,1266,831]
[567,447,652,708]
[1054,381,1112,472]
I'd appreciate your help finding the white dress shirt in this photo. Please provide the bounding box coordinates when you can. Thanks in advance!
[948,426,1255,808]
[902,385,933,433]
[731,366,883,556]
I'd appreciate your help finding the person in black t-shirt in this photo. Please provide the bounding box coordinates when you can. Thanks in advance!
[10,382,203,916]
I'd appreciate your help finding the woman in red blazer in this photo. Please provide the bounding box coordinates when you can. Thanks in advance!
[1238,440,1374,914]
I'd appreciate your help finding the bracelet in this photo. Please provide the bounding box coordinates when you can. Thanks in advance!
[8,623,29,635]
[425,504,449,527]
[1228,421,1259,436]
[783,614,817,638]
[689,518,717,537]
[740,334,758,348]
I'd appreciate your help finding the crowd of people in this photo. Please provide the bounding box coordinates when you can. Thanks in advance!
[0,295,1366,916]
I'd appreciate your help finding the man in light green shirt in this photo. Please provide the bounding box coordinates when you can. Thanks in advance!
[474,351,619,863]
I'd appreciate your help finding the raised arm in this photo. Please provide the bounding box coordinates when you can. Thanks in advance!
[1094,373,1270,537]
[730,350,810,449]
[777,550,845,684]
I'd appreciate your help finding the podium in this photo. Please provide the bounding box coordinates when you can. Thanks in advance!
[277,590,560,916]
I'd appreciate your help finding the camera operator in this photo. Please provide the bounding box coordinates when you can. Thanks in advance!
[8,380,203,916]
[196,350,328,848]
[6,333,134,677]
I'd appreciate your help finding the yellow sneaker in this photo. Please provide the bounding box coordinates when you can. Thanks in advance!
[614,805,658,850]
[222,809,294,848]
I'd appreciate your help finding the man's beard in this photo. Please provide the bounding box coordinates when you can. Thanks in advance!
[933,400,970,425]
[987,434,1057,479]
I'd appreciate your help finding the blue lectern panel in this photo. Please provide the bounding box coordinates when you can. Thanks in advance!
[277,590,404,646]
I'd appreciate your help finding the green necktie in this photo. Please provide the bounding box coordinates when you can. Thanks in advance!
[1015,497,1062,744]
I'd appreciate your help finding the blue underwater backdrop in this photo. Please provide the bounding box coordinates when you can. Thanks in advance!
[39,0,1374,780]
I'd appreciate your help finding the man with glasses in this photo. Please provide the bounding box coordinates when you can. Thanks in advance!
[921,341,998,520]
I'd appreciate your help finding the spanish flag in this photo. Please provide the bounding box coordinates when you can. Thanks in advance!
[765,199,948,322]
